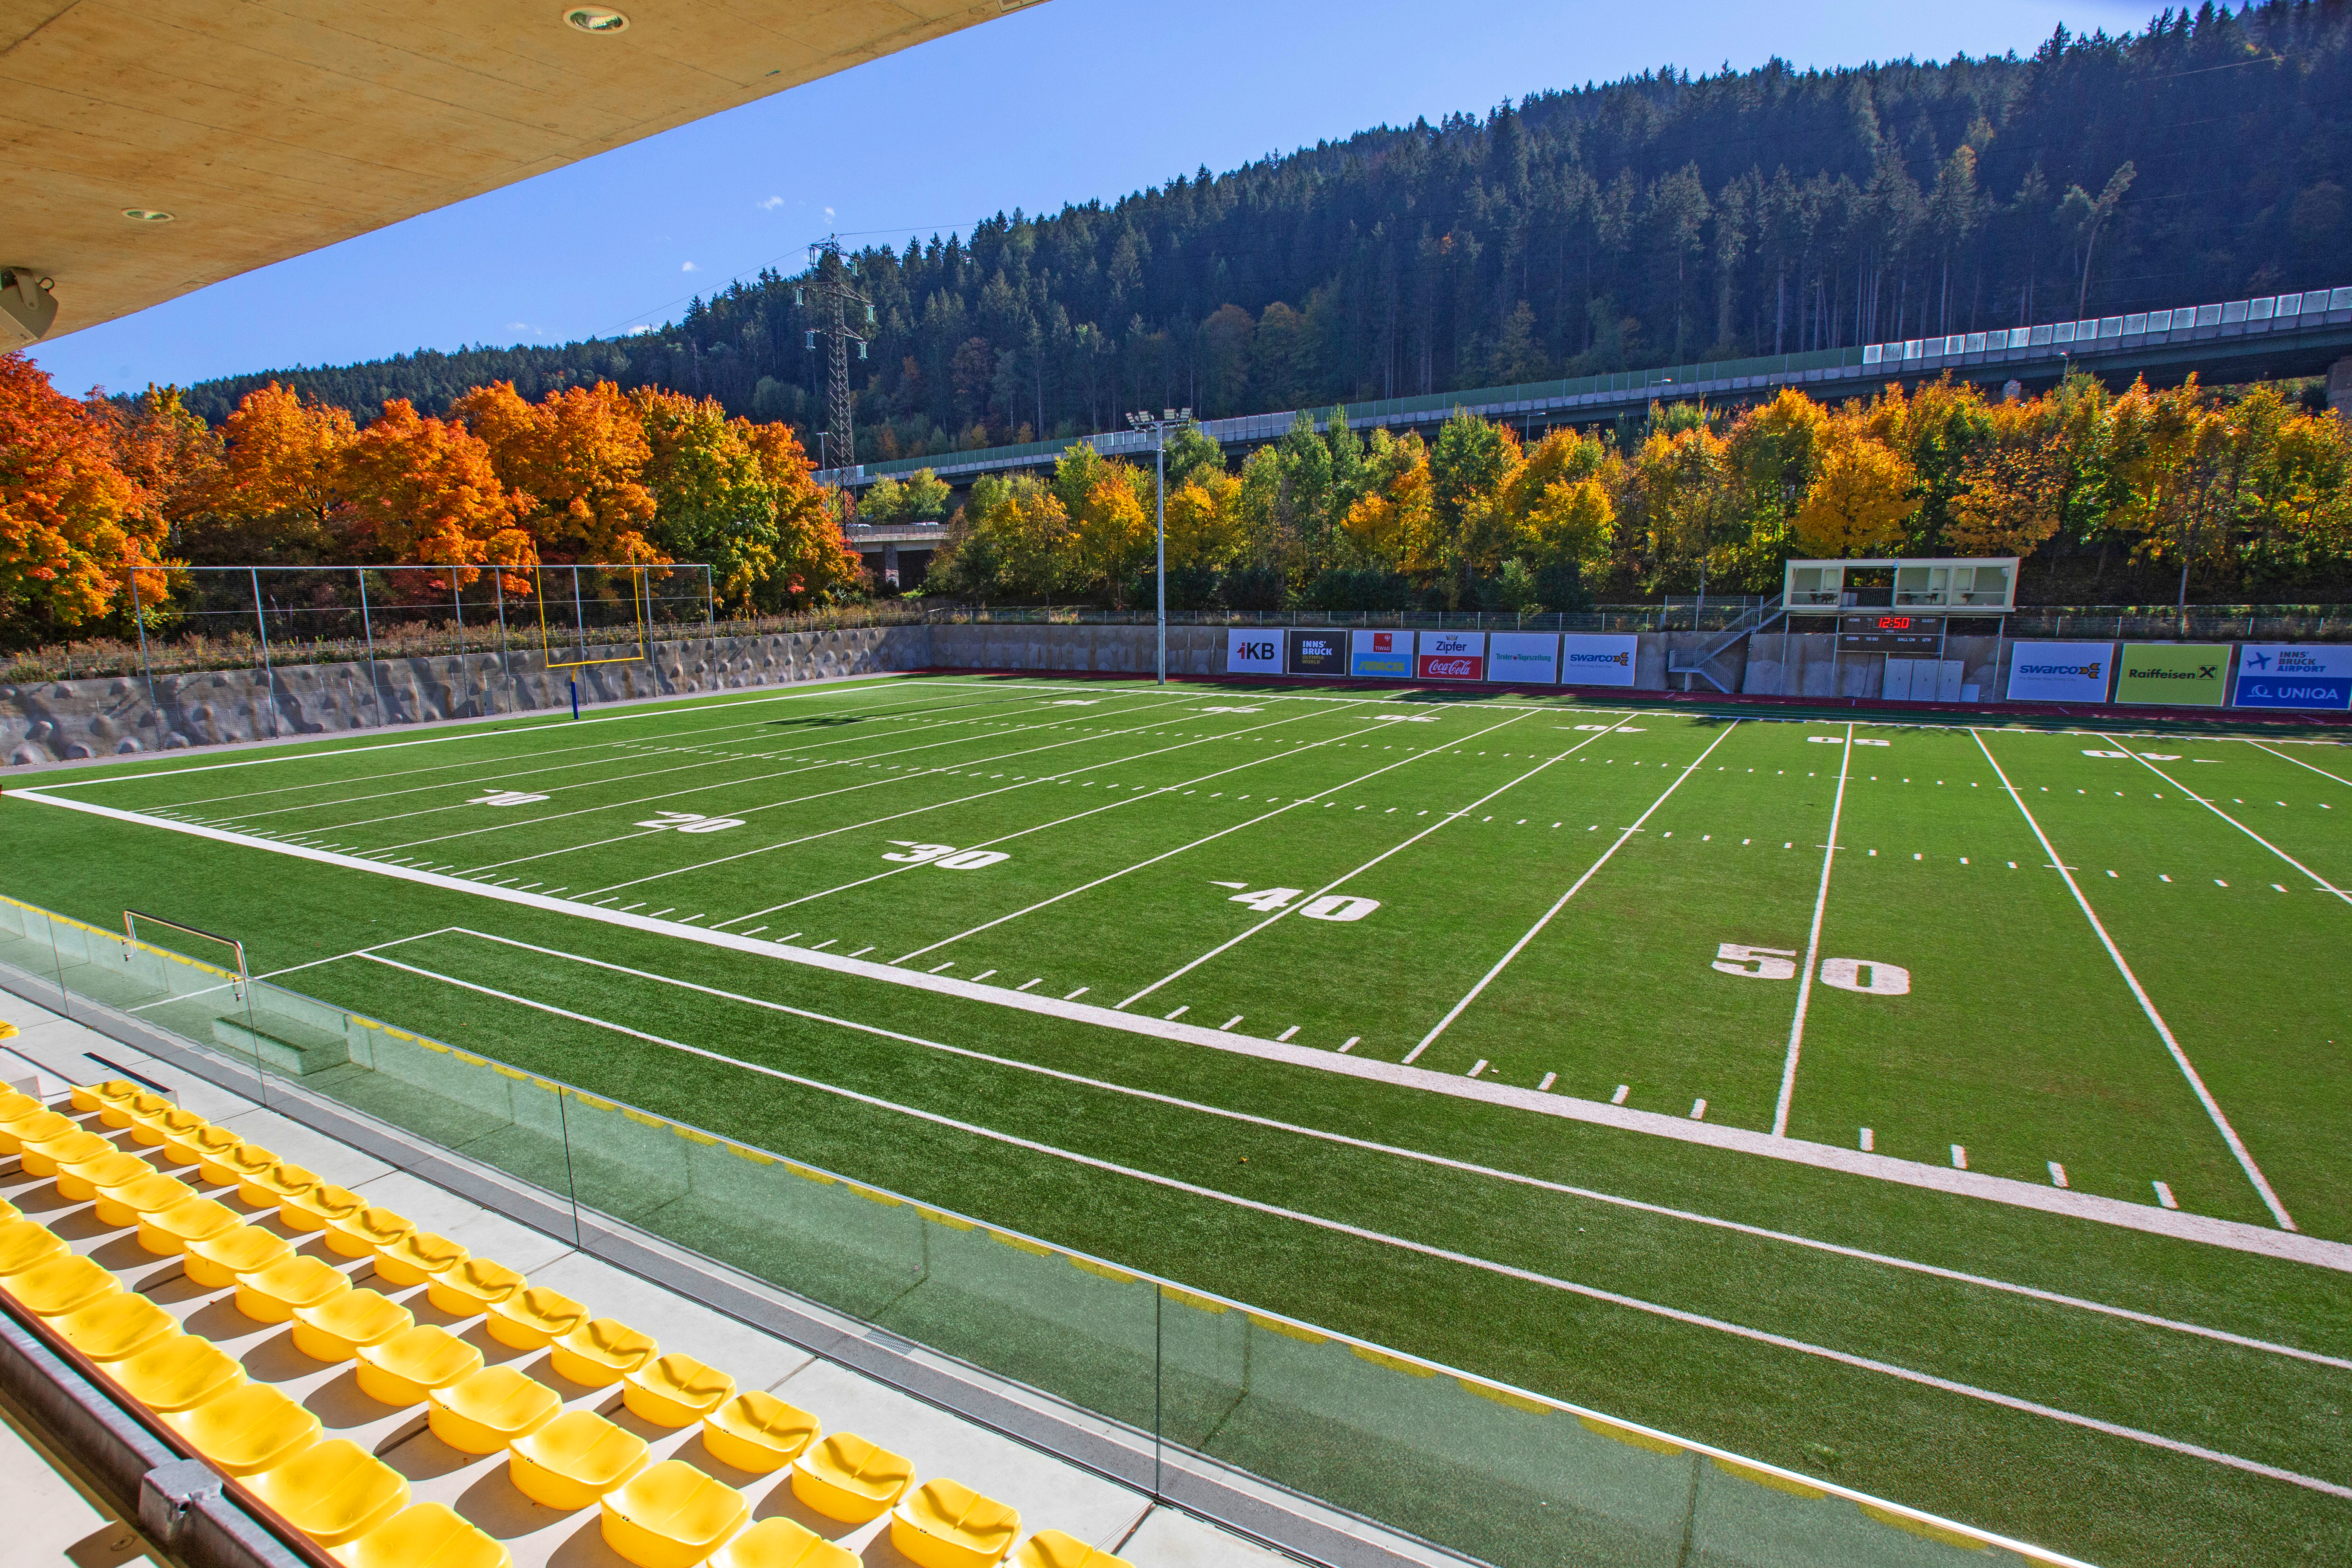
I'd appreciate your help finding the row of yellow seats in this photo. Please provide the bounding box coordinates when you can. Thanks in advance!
[7,1081,1132,1568]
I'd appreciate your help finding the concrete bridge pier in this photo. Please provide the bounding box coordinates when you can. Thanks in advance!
[2329,356,2352,417]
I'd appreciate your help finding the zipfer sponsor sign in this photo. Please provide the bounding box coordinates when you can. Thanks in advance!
[2114,643,2230,707]
[1559,634,1639,688]
[2234,644,2352,711]
[1349,630,1413,678]
[1225,629,1284,674]
[1417,630,1487,681]
[2005,641,2113,703]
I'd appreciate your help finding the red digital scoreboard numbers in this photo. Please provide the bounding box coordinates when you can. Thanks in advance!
[1837,613,1944,653]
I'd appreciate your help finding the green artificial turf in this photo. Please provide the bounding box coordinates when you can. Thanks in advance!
[3,673,2347,1568]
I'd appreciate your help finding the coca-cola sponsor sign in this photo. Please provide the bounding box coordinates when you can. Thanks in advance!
[1417,630,1486,681]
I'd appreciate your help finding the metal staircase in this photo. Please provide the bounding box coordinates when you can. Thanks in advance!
[1666,594,1785,693]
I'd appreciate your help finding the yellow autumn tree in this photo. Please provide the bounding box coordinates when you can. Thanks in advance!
[1792,421,1918,557]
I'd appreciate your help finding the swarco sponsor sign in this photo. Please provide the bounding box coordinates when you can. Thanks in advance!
[2005,641,2113,704]
[1559,634,1639,688]
[1487,632,1560,684]
[1225,629,1284,674]
[2234,644,2352,711]
[1348,629,1414,678]
[2114,643,2230,707]
[1417,630,1487,681]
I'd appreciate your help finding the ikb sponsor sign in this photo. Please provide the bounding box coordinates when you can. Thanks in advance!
[2114,643,2230,707]
[1417,630,1487,681]
[1487,632,1560,684]
[1349,630,1414,678]
[2005,641,2113,703]
[1559,634,1639,688]
[2234,644,2352,711]
[1225,629,1284,675]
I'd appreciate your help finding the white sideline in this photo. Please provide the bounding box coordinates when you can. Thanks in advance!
[1773,720,1853,1136]
[2126,752,2351,906]
[2245,737,2352,789]
[1972,730,2298,1232]
[13,784,2350,1270]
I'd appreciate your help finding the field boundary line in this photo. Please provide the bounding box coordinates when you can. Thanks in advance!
[344,948,2352,1504]
[2245,737,2352,788]
[2126,753,2350,906]
[443,925,2352,1367]
[1408,721,1741,1060]
[1972,730,2298,1232]
[1773,720,1853,1137]
[1119,707,1577,1012]
[13,784,2348,1267]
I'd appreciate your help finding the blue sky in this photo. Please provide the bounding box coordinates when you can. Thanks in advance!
[29,0,2152,397]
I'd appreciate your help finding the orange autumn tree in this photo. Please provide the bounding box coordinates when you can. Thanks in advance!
[739,419,860,608]
[453,380,658,567]
[0,349,166,641]
[337,400,533,592]
[195,381,356,562]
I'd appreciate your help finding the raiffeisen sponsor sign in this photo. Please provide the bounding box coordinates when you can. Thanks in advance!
[1225,629,1284,675]
[2114,643,2230,707]
[1559,634,1639,688]
[1417,630,1487,681]
[1348,629,1414,678]
[2005,641,2114,704]
[2233,644,2352,711]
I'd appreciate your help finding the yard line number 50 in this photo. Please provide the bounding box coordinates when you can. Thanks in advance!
[1712,942,1910,995]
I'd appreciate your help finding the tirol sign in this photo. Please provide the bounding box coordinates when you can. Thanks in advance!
[1225,629,1284,674]
[1349,630,1414,678]
[1417,630,1487,681]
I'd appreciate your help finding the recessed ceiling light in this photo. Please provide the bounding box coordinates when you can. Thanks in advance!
[565,7,628,33]
[122,208,174,222]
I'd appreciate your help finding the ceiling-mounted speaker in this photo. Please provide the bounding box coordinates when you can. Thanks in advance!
[1,269,58,343]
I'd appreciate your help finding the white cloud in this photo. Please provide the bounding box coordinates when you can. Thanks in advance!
[681,261,698,272]
[823,206,835,219]
[759,195,785,211]
[627,324,654,336]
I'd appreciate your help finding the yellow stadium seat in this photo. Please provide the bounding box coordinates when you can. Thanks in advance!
[0,1088,34,1120]
[789,1433,914,1525]
[179,1123,245,1176]
[700,1391,819,1474]
[424,1257,525,1318]
[163,1383,321,1475]
[485,1285,584,1350]
[22,1127,114,1177]
[0,1217,68,1276]
[248,1439,412,1547]
[1009,1530,1133,1568]
[236,1254,353,1325]
[94,1171,195,1228]
[283,1183,365,1233]
[891,1479,1020,1568]
[0,1106,74,1155]
[599,1458,750,1568]
[330,1503,512,1568]
[203,1140,277,1190]
[111,1333,245,1412]
[325,1205,411,1261]
[131,1102,202,1151]
[71,1080,138,1116]
[138,1195,240,1256]
[426,1365,561,1455]
[0,1192,19,1221]
[110,1090,171,1131]
[57,1148,154,1202]
[185,1224,294,1289]
[292,1288,414,1363]
[709,1517,862,1568]
[549,1316,658,1388]
[356,1325,482,1407]
[3,1253,122,1317]
[372,1230,466,1287]
[54,1291,180,1363]
[506,1409,650,1511]
[238,1159,318,1211]
[622,1352,735,1428]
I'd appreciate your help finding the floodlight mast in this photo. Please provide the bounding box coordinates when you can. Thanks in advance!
[1125,407,1191,684]
[801,236,869,510]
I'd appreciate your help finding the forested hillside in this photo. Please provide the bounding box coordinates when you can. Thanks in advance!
[169,4,2350,468]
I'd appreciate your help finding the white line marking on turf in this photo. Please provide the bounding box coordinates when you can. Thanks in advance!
[1164,1005,1189,1020]
[1537,1072,1555,1091]
[1339,1037,1359,1053]
[2246,737,2352,791]
[1951,1145,1968,1170]
[2155,1181,2180,1209]
[1063,988,1088,1000]
[1689,1098,1706,1120]
[1276,1026,1298,1042]
[1407,721,1740,1061]
[1016,978,1041,992]
[1220,1016,1244,1031]
[929,962,955,973]
[1859,1128,1873,1152]
[2049,1163,2069,1189]
[1469,1060,1488,1078]
[1774,721,1854,1137]
[1611,1085,1630,1105]
[337,946,2352,1506]
[2123,752,2350,906]
[1973,729,2297,1232]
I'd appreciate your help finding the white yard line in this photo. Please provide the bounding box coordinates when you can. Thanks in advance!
[1973,729,2298,1232]
[2245,737,2352,790]
[347,946,2352,1504]
[1409,721,1740,1060]
[2124,752,2351,906]
[17,783,2345,1266]
[1772,721,1853,1137]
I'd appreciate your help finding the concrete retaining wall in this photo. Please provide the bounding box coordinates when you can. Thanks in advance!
[1739,634,2007,699]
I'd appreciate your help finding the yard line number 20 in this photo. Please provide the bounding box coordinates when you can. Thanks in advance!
[1712,942,1910,995]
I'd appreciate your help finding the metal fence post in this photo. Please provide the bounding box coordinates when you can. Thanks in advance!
[250,567,282,739]
[493,570,515,714]
[451,576,469,716]
[125,555,158,712]
[357,568,387,728]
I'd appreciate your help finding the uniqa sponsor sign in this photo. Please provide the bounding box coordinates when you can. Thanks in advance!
[2233,643,2352,711]
[2004,641,2114,704]
[1558,634,1639,688]
[1417,630,1487,681]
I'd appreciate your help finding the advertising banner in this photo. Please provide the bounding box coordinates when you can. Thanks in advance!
[1286,630,1347,676]
[1417,630,1488,681]
[1348,629,1414,679]
[2005,641,2114,704]
[1488,632,1560,684]
[2114,643,2230,707]
[1225,628,1284,675]
[2233,644,2352,711]
[1558,634,1640,688]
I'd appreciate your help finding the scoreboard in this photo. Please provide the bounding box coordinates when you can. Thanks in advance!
[1838,613,1944,653]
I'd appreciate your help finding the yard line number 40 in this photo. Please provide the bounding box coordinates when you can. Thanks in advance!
[1713,942,1910,995]
[1214,882,1381,921]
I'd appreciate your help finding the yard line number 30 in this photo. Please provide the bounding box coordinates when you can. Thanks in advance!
[1712,942,1911,995]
